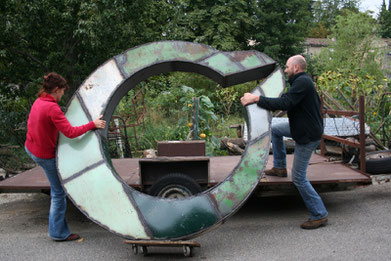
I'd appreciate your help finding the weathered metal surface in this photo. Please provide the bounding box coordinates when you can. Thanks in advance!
[274,117,371,137]
[322,134,361,147]
[157,141,205,157]
[246,68,285,141]
[0,154,372,192]
[131,191,218,239]
[210,133,270,217]
[57,96,102,180]
[139,157,209,186]
[76,41,276,135]
[55,41,280,240]
[115,42,215,77]
[64,163,149,239]
[78,60,124,122]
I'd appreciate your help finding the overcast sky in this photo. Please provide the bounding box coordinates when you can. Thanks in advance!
[360,0,385,17]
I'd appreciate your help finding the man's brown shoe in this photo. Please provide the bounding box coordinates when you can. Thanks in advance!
[264,167,287,177]
[300,217,328,229]
[55,233,81,242]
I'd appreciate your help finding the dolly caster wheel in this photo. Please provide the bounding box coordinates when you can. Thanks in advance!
[183,245,193,257]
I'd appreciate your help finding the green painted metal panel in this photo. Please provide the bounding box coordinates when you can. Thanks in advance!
[229,51,264,69]
[57,132,101,179]
[57,97,103,179]
[245,90,269,141]
[116,41,216,77]
[132,192,218,239]
[201,53,242,74]
[64,163,149,239]
[210,135,270,217]
[261,68,285,98]
[262,55,274,64]
[63,96,90,126]
[246,68,285,141]
[239,55,263,69]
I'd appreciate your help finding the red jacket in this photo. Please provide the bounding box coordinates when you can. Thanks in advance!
[25,94,96,159]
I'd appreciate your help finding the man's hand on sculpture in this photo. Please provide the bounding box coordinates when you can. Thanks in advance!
[240,93,260,106]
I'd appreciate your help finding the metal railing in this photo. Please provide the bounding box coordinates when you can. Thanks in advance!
[320,96,367,174]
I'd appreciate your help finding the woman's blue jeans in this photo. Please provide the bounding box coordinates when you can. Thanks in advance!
[25,147,71,240]
[271,122,328,220]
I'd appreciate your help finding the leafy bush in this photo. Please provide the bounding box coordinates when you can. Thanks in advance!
[314,11,386,81]
[112,71,257,158]
[0,95,29,146]
[178,87,218,136]
[131,72,257,118]
[317,70,390,142]
[311,10,391,146]
[0,94,33,171]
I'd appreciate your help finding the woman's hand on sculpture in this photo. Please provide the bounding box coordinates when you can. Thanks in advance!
[93,115,106,129]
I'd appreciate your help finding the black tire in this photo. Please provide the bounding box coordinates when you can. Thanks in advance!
[149,173,202,198]
[365,150,391,175]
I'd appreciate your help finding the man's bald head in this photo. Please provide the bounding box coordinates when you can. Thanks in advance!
[285,55,306,78]
[288,55,306,71]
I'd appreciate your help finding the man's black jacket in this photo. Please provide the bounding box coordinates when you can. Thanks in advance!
[257,72,323,144]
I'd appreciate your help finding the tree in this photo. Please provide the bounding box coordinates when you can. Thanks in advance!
[0,0,167,148]
[316,11,385,80]
[308,0,360,38]
[308,22,330,38]
[251,0,313,64]
[315,11,389,143]
[1,0,317,100]
[378,0,391,38]
[0,0,164,102]
[160,0,314,64]
[161,0,256,51]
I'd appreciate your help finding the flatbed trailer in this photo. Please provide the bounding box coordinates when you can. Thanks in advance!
[0,154,372,196]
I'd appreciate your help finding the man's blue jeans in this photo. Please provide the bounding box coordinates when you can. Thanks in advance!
[25,147,71,240]
[271,122,328,220]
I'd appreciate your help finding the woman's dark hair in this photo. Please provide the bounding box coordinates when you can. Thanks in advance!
[38,72,69,97]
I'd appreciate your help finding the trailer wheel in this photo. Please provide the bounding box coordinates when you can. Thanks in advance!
[150,173,202,198]
[365,150,391,175]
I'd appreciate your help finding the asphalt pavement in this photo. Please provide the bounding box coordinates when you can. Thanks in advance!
[1,182,391,261]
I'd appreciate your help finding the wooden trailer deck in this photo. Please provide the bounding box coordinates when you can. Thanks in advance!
[0,154,371,194]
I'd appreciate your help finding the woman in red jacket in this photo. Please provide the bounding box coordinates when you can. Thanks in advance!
[25,72,106,241]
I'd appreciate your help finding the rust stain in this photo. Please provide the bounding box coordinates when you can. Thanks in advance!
[184,42,207,55]
[79,205,87,213]
[226,192,236,201]
[231,52,255,62]
[84,83,94,90]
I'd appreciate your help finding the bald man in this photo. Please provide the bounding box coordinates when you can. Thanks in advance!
[241,55,328,229]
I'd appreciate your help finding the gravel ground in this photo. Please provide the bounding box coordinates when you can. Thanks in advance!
[1,182,391,261]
